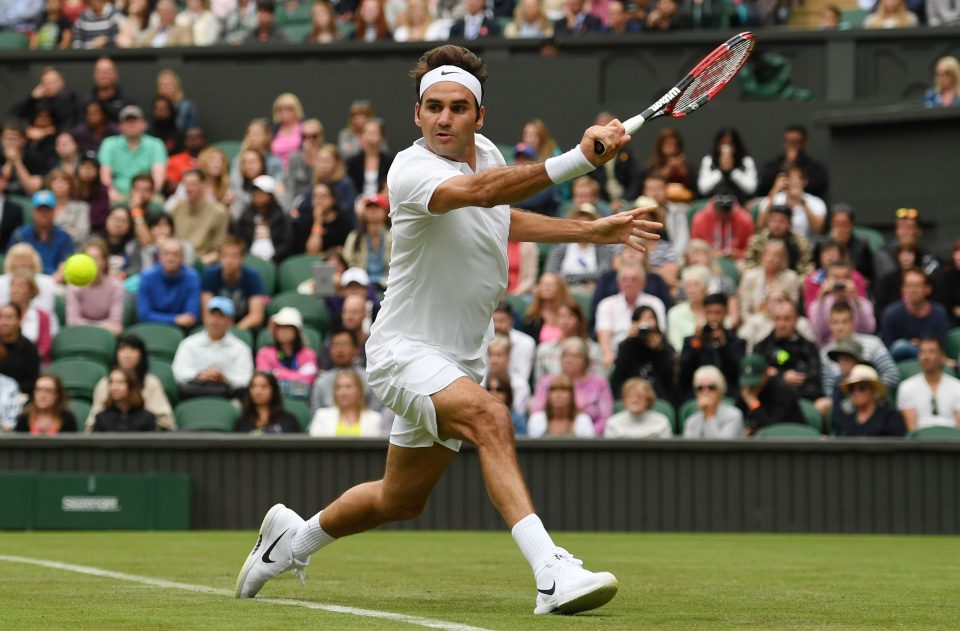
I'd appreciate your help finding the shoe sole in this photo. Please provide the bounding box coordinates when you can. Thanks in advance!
[555,578,619,615]
[235,503,285,599]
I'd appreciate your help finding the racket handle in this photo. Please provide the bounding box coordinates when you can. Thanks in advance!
[593,114,647,157]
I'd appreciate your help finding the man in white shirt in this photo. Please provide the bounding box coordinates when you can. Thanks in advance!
[757,164,826,241]
[237,44,662,615]
[171,296,253,398]
[897,337,960,431]
[595,261,667,367]
[493,302,535,382]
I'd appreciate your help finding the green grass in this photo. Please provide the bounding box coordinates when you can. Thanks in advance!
[1,532,959,629]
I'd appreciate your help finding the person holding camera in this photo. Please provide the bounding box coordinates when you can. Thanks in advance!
[609,305,676,402]
[689,187,755,261]
[808,259,876,347]
[757,165,827,241]
[678,293,745,401]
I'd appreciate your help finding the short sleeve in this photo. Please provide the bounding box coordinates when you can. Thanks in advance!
[896,379,917,410]
[243,268,266,296]
[595,297,614,333]
[387,147,462,217]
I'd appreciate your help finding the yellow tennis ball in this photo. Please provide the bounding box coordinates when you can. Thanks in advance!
[64,253,98,287]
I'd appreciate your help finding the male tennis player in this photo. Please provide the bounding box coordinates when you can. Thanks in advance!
[237,45,661,615]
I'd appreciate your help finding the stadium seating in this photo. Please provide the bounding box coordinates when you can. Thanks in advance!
[798,398,824,433]
[946,328,960,362]
[280,23,311,43]
[124,323,185,363]
[652,399,678,434]
[907,426,960,441]
[123,293,138,327]
[48,359,107,402]
[244,255,277,295]
[284,398,312,432]
[174,397,239,432]
[755,423,822,439]
[853,226,886,254]
[267,292,331,333]
[278,254,324,293]
[0,31,28,49]
[52,325,117,365]
[149,359,179,406]
[212,140,242,164]
[897,359,922,381]
[70,400,91,427]
[54,294,65,325]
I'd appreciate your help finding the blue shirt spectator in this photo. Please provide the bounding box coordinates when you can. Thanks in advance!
[7,190,73,276]
[880,269,949,361]
[201,236,268,330]
[137,239,201,327]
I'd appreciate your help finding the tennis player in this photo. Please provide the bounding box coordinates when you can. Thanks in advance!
[237,44,661,615]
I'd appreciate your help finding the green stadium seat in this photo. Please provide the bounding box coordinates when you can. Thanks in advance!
[267,292,331,334]
[256,325,323,355]
[572,293,594,325]
[123,292,138,327]
[716,256,740,285]
[897,359,921,381]
[280,23,311,43]
[0,31,29,49]
[754,423,822,439]
[284,398,312,432]
[212,139,243,163]
[174,397,239,432]
[70,399,92,428]
[505,293,531,320]
[798,398,823,433]
[47,358,108,402]
[907,425,960,441]
[276,1,313,25]
[853,226,885,254]
[841,8,870,28]
[55,294,66,325]
[52,325,117,365]
[149,359,179,406]
[652,399,678,434]
[947,328,960,361]
[124,323,185,363]
[278,254,324,293]
[686,198,710,227]
[244,255,277,295]
[8,195,32,224]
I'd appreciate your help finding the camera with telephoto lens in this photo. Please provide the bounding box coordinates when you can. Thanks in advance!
[714,195,736,210]
[832,282,846,292]
[637,325,652,338]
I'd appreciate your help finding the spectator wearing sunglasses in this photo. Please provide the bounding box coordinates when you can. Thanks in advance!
[833,364,905,437]
[873,207,940,286]
[682,365,745,439]
[896,337,960,431]
[486,370,527,436]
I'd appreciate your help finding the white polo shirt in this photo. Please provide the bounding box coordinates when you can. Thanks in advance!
[896,372,960,429]
[594,292,667,350]
[761,192,827,240]
[367,134,510,367]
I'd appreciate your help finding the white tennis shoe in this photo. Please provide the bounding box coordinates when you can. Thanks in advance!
[533,547,619,615]
[235,503,309,599]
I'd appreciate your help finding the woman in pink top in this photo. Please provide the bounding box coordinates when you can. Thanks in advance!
[269,92,304,172]
[255,306,318,400]
[66,238,125,336]
[531,337,614,435]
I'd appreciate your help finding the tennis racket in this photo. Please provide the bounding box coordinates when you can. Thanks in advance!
[595,32,757,156]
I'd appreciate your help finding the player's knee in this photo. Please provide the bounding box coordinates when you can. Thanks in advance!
[473,402,515,449]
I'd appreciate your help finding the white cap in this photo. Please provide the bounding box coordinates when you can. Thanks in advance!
[270,306,303,331]
[341,267,370,287]
[252,175,277,194]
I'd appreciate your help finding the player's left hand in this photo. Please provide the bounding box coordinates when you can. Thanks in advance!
[589,203,662,252]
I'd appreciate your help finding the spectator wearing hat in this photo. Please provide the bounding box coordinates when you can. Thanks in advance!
[754,299,826,405]
[689,191,755,260]
[873,207,940,285]
[880,268,949,361]
[136,238,201,328]
[345,119,392,198]
[310,328,382,413]
[343,193,391,289]
[820,301,898,399]
[325,266,382,328]
[244,0,289,44]
[738,353,806,435]
[683,365,746,439]
[833,364,905,437]
[170,169,230,266]
[449,0,503,39]
[896,337,960,431]
[0,172,25,252]
[172,295,254,400]
[7,190,74,279]
[678,292,745,401]
[201,235,267,331]
[256,307,319,401]
[97,105,168,200]
[511,143,561,216]
[233,174,293,263]
[492,302,535,383]
[745,204,813,275]
[544,203,618,296]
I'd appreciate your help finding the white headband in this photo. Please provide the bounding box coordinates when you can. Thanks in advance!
[419,65,483,106]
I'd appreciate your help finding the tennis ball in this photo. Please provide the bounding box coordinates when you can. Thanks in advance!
[63,253,98,287]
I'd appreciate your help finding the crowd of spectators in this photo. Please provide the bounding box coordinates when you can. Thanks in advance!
[3,0,960,52]
[1,43,959,440]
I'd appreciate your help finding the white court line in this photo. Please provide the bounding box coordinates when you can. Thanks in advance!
[0,554,494,631]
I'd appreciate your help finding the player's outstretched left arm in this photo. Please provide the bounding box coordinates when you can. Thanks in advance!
[509,204,662,251]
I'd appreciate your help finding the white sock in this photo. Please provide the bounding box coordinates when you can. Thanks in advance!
[291,511,336,561]
[511,514,556,571]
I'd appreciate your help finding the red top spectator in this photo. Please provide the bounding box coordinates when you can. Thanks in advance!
[690,193,755,260]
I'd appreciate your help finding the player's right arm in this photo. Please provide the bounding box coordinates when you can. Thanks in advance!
[428,121,629,214]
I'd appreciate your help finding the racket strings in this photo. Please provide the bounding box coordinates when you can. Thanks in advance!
[675,39,754,112]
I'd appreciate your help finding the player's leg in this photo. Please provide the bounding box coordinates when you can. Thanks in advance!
[431,377,619,615]
[237,442,454,599]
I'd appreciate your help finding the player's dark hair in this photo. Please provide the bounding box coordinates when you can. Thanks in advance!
[411,45,488,112]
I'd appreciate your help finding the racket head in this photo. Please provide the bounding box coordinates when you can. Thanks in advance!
[668,32,756,118]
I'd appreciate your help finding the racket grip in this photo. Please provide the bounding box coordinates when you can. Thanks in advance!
[594,139,607,156]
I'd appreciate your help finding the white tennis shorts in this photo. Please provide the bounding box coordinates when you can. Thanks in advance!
[366,338,485,452]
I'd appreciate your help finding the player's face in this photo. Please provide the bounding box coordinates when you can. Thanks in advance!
[416,82,485,165]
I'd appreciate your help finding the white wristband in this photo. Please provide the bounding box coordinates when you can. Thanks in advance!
[544,147,594,184]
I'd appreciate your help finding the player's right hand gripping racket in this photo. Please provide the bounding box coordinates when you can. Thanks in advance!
[595,32,756,157]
